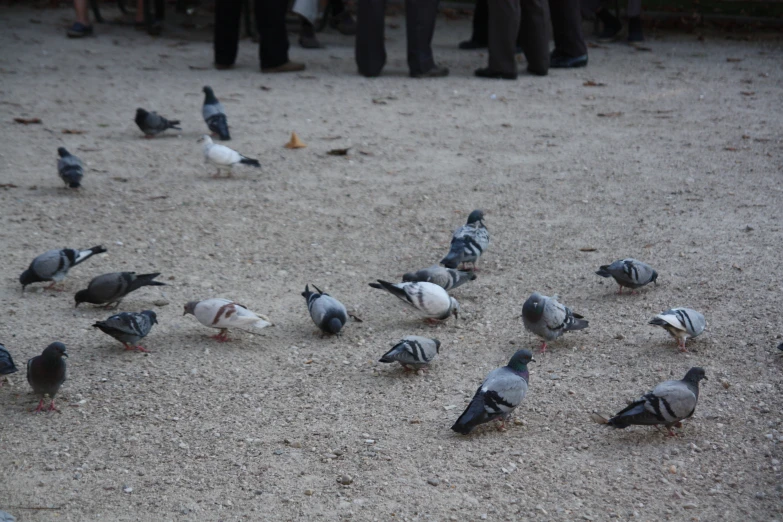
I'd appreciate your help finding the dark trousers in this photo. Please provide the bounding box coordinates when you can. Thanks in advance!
[214,0,289,69]
[356,0,440,77]
[487,0,550,75]
[550,0,586,57]
[471,0,524,48]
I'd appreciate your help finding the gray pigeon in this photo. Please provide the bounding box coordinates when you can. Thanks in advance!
[20,245,107,290]
[57,147,83,189]
[0,510,15,522]
[135,108,181,137]
[27,342,68,413]
[607,367,707,436]
[302,284,348,335]
[451,349,535,434]
[596,258,658,294]
[369,280,459,322]
[649,308,705,351]
[522,292,588,352]
[74,272,165,308]
[402,265,476,291]
[93,310,158,352]
[202,86,230,140]
[0,343,18,383]
[441,210,490,270]
[379,336,440,370]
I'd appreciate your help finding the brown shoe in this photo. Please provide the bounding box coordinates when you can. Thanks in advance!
[261,61,306,73]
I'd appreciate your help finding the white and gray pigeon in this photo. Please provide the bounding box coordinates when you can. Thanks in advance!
[522,292,588,352]
[20,245,107,290]
[198,135,260,177]
[441,209,490,270]
[135,108,181,138]
[451,349,535,434]
[596,258,658,294]
[202,85,230,140]
[402,265,476,291]
[302,284,348,335]
[184,298,272,342]
[379,336,440,371]
[649,308,705,351]
[57,147,83,189]
[369,280,459,322]
[74,272,165,308]
[93,310,158,352]
[606,367,707,436]
[0,510,15,522]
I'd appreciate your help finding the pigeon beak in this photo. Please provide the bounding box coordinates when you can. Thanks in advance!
[530,357,536,363]
[453,311,459,321]
[702,376,708,381]
[62,352,69,358]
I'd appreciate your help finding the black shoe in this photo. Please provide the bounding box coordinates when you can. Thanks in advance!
[410,65,449,78]
[474,67,517,80]
[550,51,588,68]
[299,20,322,48]
[458,39,487,50]
[627,16,645,42]
[527,66,548,77]
[596,8,622,42]
[330,11,356,35]
[67,22,93,38]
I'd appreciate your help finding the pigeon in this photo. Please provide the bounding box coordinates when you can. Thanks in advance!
[74,272,165,308]
[368,280,459,322]
[302,284,348,335]
[451,349,535,434]
[379,336,440,371]
[20,245,107,290]
[0,343,18,384]
[596,258,658,294]
[184,298,273,342]
[606,367,707,436]
[0,510,15,522]
[93,310,158,352]
[649,308,705,351]
[57,147,83,189]
[522,292,588,352]
[198,135,260,177]
[27,342,68,412]
[202,85,230,140]
[402,265,476,291]
[440,209,490,270]
[135,108,181,138]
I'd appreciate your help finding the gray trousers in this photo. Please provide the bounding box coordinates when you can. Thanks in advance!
[488,0,551,75]
[356,0,440,77]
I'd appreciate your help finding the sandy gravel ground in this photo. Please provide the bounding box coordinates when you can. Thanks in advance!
[1,5,782,521]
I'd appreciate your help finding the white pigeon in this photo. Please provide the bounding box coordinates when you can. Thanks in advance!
[183,298,272,342]
[198,135,260,178]
[649,308,705,351]
[369,280,459,322]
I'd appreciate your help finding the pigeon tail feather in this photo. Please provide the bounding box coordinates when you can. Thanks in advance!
[451,398,488,435]
[239,157,261,168]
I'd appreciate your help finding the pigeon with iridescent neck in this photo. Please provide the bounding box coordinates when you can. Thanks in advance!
[451,349,534,434]
[20,245,106,290]
[302,284,348,335]
[27,342,68,413]
[522,292,588,352]
[93,310,158,352]
[440,209,490,270]
[202,85,230,140]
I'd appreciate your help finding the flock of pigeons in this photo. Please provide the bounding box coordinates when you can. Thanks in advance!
[4,86,711,436]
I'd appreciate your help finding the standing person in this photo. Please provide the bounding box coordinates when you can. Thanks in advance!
[549,0,588,68]
[458,0,525,53]
[214,0,305,73]
[356,0,448,78]
[68,0,149,37]
[475,0,550,78]
[295,0,357,48]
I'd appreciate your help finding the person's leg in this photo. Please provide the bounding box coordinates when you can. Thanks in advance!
[406,0,446,76]
[626,0,644,41]
[330,0,357,34]
[479,0,518,78]
[68,0,93,36]
[214,1,242,66]
[520,0,550,75]
[460,0,488,48]
[356,0,386,77]
[549,0,587,65]
[258,0,303,71]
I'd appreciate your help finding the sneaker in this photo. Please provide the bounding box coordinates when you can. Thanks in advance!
[261,61,306,73]
[330,11,356,35]
[410,65,449,78]
[67,22,93,38]
[299,20,322,48]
